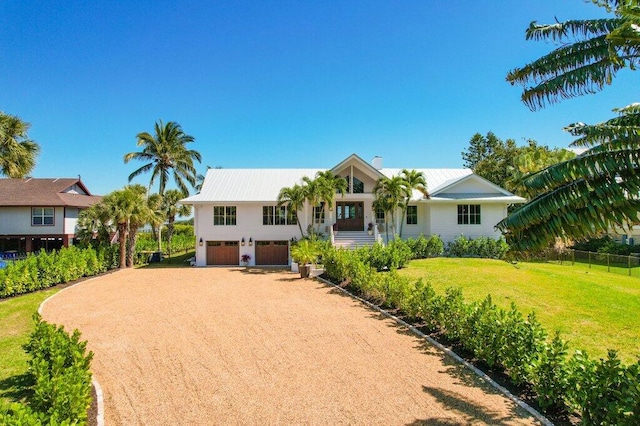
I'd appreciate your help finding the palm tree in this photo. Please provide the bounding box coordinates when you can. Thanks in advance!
[123,120,201,195]
[302,175,322,233]
[101,188,139,268]
[76,202,113,246]
[125,185,159,267]
[500,1,640,249]
[373,175,405,241]
[277,183,306,238]
[162,189,192,258]
[0,112,40,178]
[398,169,428,238]
[315,170,348,225]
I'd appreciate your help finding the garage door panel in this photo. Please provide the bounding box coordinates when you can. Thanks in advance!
[206,241,239,265]
[255,241,288,265]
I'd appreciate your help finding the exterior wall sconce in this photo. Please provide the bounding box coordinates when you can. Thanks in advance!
[249,237,253,246]
[199,238,203,246]
[241,237,245,246]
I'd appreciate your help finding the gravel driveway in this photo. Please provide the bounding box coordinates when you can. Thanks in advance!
[41,268,541,425]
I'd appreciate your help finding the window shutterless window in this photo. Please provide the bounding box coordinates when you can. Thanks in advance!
[375,207,385,224]
[314,202,325,224]
[406,205,417,225]
[263,205,296,225]
[213,206,236,225]
[32,207,54,226]
[457,204,481,225]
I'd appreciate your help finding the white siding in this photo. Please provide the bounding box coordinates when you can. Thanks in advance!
[0,207,65,235]
[64,207,80,235]
[428,203,505,243]
[193,203,312,267]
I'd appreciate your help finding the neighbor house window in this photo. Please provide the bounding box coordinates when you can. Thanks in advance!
[457,204,481,225]
[32,207,54,226]
[314,202,325,224]
[406,205,418,225]
[263,206,297,225]
[214,206,236,225]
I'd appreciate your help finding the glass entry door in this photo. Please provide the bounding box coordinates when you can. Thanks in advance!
[335,202,364,231]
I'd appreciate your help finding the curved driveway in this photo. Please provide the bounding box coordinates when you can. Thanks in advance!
[42,268,540,425]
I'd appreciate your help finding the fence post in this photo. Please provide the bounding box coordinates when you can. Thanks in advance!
[629,255,632,276]
[608,253,610,272]
[589,251,591,268]
[572,250,575,266]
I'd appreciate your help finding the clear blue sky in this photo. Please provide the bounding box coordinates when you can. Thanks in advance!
[2,1,636,196]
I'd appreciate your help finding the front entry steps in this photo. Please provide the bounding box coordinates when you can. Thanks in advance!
[333,231,376,249]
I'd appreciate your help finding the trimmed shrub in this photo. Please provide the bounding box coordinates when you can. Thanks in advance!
[0,315,93,425]
[0,245,118,299]
[446,235,509,259]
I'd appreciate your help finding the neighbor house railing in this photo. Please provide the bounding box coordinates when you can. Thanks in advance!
[546,249,640,278]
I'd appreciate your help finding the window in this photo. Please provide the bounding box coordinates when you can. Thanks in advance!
[406,205,418,225]
[314,202,325,224]
[375,207,385,224]
[457,204,481,225]
[214,206,236,225]
[32,207,54,226]
[345,175,364,194]
[263,206,297,225]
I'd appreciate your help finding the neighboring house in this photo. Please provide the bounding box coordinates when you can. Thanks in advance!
[0,178,102,253]
[180,154,525,267]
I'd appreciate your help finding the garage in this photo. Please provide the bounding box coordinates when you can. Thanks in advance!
[255,241,289,265]
[206,241,239,265]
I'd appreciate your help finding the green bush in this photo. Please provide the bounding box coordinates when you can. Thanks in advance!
[0,245,118,299]
[446,235,509,259]
[407,234,444,259]
[319,242,640,423]
[0,315,93,425]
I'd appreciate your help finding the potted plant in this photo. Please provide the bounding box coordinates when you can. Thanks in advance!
[332,222,338,235]
[241,254,251,267]
[367,222,374,235]
[290,240,318,278]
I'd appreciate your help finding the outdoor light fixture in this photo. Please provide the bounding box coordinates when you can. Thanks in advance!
[241,237,245,246]
[199,238,203,246]
[249,237,253,246]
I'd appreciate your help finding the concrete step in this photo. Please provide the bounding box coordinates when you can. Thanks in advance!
[333,232,377,249]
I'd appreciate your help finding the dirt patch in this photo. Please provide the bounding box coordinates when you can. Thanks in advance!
[42,268,543,425]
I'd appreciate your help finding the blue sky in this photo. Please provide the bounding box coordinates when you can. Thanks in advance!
[2,1,636,196]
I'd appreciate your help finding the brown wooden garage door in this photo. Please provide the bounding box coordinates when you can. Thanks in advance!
[255,241,289,265]
[206,241,239,265]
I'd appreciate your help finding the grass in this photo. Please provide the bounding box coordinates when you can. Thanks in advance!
[400,258,640,364]
[0,288,60,404]
[141,250,196,268]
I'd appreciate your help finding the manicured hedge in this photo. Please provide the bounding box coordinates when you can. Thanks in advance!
[0,315,93,425]
[322,245,640,424]
[0,245,118,299]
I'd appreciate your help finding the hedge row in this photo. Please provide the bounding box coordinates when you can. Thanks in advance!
[0,245,119,299]
[0,315,93,425]
[322,245,640,424]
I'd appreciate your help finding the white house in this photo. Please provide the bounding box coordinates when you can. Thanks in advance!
[180,154,525,267]
[0,178,102,253]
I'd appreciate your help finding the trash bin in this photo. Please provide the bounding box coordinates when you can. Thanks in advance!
[149,251,162,263]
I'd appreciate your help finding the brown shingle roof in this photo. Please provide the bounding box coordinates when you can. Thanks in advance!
[0,178,102,207]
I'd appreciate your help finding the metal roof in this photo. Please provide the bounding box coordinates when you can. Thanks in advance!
[180,167,507,204]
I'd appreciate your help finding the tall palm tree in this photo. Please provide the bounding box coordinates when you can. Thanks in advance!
[315,170,348,225]
[302,175,322,233]
[162,189,192,258]
[101,188,139,268]
[123,120,201,195]
[277,183,306,238]
[373,175,405,241]
[0,112,40,178]
[76,202,113,246]
[398,169,428,238]
[501,1,640,249]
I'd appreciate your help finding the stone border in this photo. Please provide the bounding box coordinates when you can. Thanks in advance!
[316,276,554,426]
[38,274,112,426]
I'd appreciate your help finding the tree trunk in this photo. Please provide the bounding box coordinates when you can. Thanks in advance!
[126,229,138,267]
[167,217,175,259]
[118,224,128,269]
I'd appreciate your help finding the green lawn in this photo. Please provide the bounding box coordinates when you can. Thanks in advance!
[400,258,640,364]
[0,289,59,404]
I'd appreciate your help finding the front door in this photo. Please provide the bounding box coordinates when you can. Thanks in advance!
[335,202,364,231]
